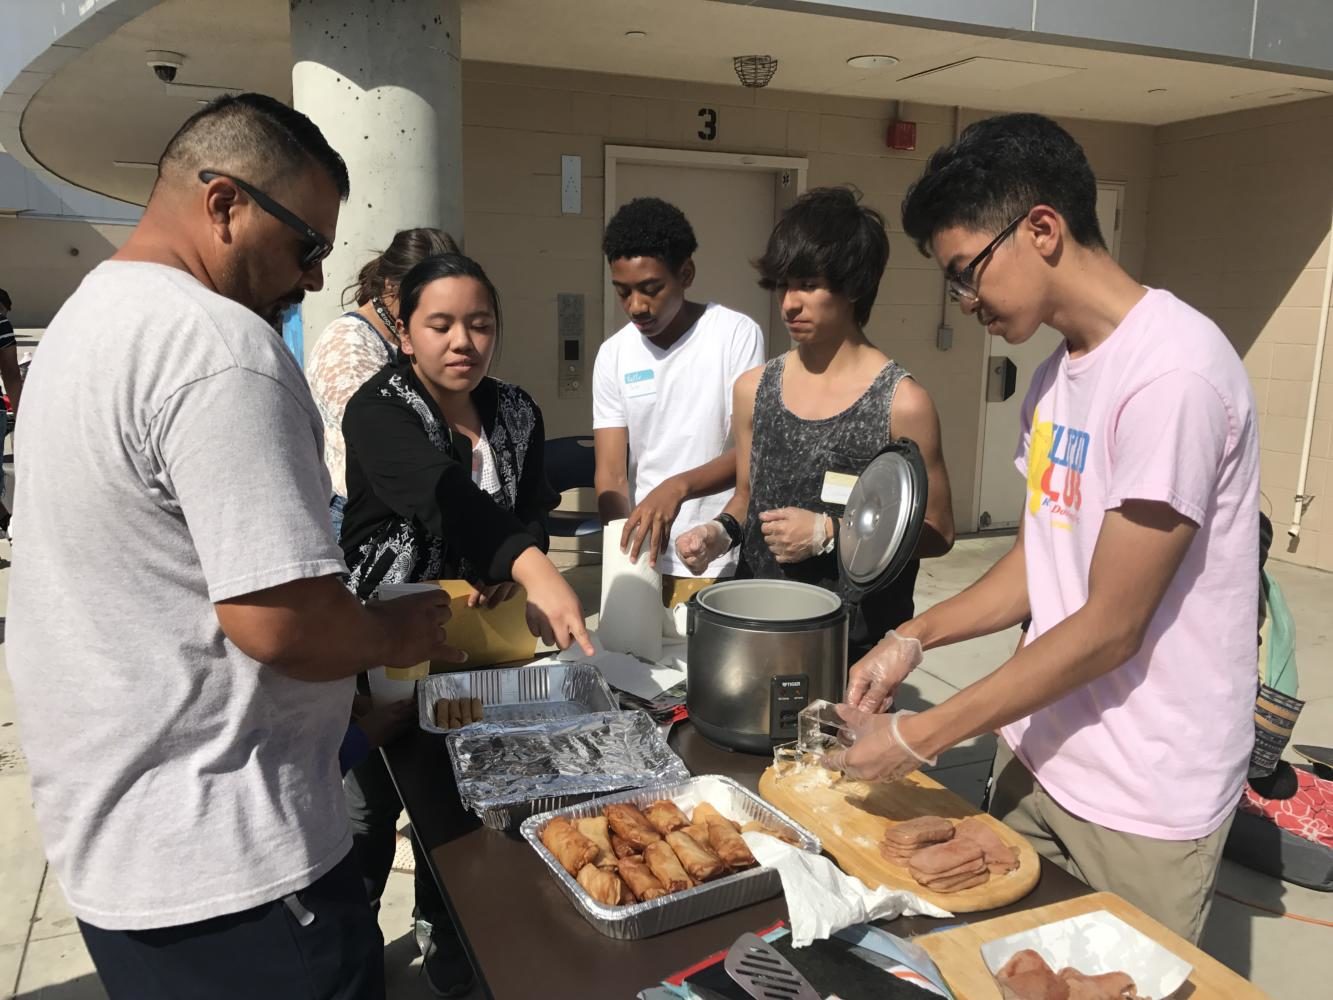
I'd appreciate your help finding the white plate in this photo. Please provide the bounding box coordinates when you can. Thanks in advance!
[979,910,1193,999]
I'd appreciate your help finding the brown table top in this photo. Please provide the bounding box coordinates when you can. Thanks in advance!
[383,721,1091,1000]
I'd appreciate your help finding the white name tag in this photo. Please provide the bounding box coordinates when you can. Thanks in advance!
[623,367,657,399]
[820,471,858,505]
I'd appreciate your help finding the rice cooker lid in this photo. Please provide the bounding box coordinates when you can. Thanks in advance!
[837,439,929,598]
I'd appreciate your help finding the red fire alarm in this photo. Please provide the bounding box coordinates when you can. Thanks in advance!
[887,120,917,151]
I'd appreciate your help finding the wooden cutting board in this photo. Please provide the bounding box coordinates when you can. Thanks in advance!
[916,891,1269,999]
[758,765,1039,913]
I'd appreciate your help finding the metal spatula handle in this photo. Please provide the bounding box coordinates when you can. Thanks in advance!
[724,932,821,1000]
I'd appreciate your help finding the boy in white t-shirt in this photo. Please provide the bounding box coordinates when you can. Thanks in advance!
[831,114,1259,943]
[592,197,764,604]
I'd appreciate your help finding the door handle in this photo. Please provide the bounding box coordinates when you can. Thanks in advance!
[987,357,1017,402]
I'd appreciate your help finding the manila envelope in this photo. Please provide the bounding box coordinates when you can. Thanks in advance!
[427,579,537,671]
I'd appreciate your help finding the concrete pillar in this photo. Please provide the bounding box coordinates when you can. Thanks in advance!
[290,0,463,365]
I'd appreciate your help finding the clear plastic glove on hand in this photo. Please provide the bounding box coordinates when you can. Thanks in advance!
[845,630,924,713]
[820,705,936,783]
[759,508,832,564]
[674,520,730,576]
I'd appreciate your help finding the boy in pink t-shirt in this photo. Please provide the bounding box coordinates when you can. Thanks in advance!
[832,113,1259,942]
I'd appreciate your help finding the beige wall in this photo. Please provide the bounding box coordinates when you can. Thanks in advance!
[1144,96,1333,572]
[460,61,1155,532]
[0,217,131,326]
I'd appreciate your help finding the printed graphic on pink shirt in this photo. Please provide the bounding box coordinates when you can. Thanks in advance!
[1025,405,1089,526]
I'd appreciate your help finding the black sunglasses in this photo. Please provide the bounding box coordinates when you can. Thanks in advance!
[199,170,333,271]
[946,211,1028,304]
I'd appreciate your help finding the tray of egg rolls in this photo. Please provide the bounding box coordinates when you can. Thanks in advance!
[521,774,819,939]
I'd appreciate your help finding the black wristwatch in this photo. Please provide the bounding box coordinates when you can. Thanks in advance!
[714,512,743,551]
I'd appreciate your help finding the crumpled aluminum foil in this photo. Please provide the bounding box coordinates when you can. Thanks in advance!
[447,710,690,816]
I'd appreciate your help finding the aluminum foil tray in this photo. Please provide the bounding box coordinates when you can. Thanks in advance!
[447,710,689,831]
[417,662,617,735]
[520,774,820,939]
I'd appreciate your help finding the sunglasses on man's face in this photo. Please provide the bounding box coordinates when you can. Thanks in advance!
[199,170,333,271]
[945,211,1028,304]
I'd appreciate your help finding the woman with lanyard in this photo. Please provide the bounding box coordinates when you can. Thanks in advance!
[307,227,458,539]
[340,252,593,998]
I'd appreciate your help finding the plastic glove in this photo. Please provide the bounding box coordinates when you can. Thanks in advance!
[675,520,730,576]
[759,508,831,564]
[845,630,924,713]
[820,705,936,783]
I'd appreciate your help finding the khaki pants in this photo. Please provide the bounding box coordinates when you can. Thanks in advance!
[988,740,1233,944]
[662,575,716,609]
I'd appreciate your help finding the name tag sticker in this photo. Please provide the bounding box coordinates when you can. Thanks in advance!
[820,471,858,505]
[623,368,657,399]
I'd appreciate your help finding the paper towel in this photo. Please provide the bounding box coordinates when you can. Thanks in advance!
[598,519,663,661]
[743,831,952,947]
[534,632,686,700]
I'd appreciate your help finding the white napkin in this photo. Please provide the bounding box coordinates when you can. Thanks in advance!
[743,832,952,948]
[547,631,687,700]
[599,520,663,660]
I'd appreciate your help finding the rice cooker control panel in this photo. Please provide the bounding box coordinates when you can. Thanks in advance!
[769,674,810,741]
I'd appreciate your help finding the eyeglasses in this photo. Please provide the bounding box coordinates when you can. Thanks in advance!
[199,170,333,271]
[946,211,1027,304]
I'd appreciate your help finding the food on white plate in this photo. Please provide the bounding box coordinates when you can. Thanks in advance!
[996,949,1148,1000]
[1059,968,1145,1000]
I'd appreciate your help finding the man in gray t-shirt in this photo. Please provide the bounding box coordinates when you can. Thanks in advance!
[7,95,458,1000]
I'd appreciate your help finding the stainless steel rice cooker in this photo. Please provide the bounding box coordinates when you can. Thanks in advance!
[685,440,928,753]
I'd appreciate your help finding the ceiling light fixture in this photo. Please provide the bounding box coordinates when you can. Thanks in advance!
[625,30,646,39]
[846,54,899,69]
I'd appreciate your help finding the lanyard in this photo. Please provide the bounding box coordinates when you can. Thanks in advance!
[371,297,399,360]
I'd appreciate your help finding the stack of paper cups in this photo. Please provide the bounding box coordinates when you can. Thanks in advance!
[598,519,663,661]
[370,582,439,702]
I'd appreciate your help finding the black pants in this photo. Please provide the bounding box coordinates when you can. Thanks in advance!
[343,750,448,924]
[79,851,383,1000]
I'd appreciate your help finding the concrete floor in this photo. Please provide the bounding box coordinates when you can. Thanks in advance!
[1,534,1329,998]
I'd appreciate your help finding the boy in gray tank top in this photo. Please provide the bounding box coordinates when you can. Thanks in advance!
[676,186,956,660]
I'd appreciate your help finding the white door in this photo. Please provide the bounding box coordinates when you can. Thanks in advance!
[612,162,788,357]
[975,185,1122,530]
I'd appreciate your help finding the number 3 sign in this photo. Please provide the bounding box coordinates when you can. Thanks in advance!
[698,107,718,141]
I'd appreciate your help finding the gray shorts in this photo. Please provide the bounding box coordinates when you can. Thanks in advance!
[988,739,1233,943]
